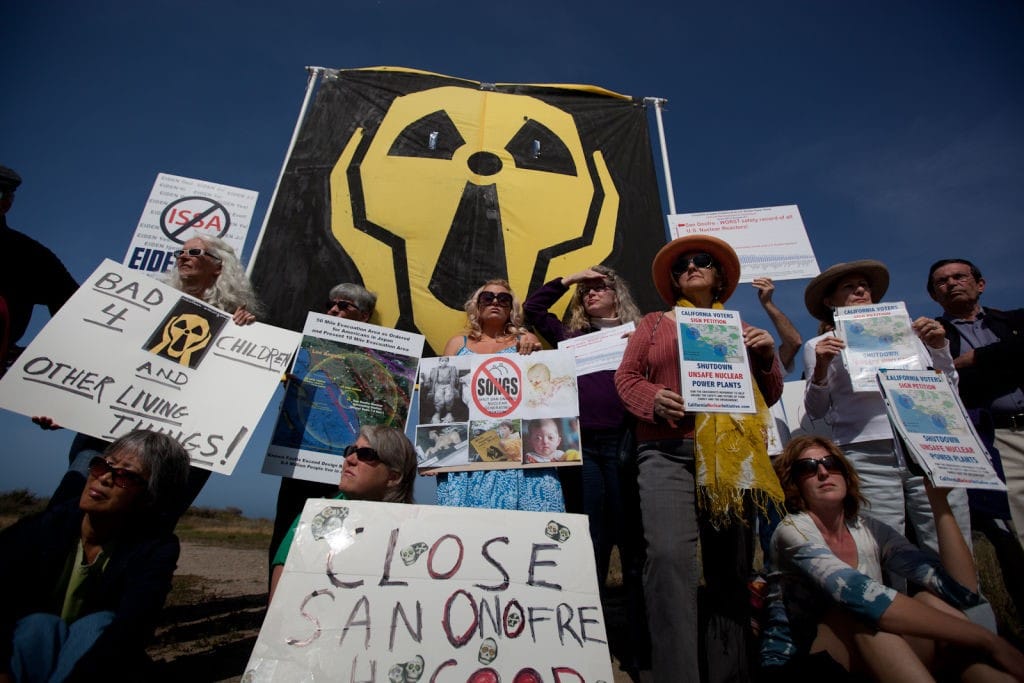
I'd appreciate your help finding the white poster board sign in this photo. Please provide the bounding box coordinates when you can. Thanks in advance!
[415,350,581,472]
[667,204,819,281]
[246,500,612,683]
[675,308,756,414]
[877,370,1005,490]
[0,260,300,474]
[264,312,424,484]
[123,173,258,275]
[834,302,927,393]
[557,322,635,376]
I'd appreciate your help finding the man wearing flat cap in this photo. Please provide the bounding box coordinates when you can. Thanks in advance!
[0,166,78,369]
[929,258,1024,549]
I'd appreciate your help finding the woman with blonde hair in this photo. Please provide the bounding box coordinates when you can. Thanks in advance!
[434,279,562,511]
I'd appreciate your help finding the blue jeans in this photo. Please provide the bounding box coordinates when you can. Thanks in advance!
[10,611,114,683]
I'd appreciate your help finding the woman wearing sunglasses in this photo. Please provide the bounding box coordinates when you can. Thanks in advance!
[0,430,190,682]
[803,261,971,558]
[433,280,562,512]
[269,425,416,603]
[166,235,261,326]
[615,235,784,683]
[761,435,1024,681]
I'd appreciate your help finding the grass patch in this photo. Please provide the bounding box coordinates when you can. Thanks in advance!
[174,507,272,550]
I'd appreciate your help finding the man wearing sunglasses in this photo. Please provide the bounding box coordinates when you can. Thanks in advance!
[0,165,78,372]
[166,235,260,326]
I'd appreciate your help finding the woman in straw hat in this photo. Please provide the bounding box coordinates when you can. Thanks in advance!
[802,260,971,558]
[615,235,785,683]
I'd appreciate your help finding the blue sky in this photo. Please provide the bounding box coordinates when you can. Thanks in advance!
[3,1,1022,518]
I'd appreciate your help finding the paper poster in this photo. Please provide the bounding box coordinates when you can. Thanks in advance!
[834,302,927,393]
[264,313,424,484]
[123,173,259,275]
[245,499,612,683]
[877,370,1005,490]
[667,204,819,281]
[415,350,581,472]
[557,322,635,375]
[0,260,300,474]
[675,308,756,414]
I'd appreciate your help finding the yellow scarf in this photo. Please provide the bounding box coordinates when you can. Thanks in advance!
[676,298,784,527]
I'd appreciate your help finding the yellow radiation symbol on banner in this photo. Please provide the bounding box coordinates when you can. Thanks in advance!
[149,313,212,367]
[329,86,619,351]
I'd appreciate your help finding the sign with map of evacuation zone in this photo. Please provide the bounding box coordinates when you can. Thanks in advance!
[834,302,928,393]
[675,308,756,414]
[244,499,613,683]
[264,312,424,484]
[0,260,301,475]
[415,350,581,473]
[877,369,1004,490]
[668,204,819,281]
[123,173,258,276]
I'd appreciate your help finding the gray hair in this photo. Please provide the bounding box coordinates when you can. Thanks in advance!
[328,283,377,316]
[358,425,416,504]
[166,236,262,316]
[103,430,191,513]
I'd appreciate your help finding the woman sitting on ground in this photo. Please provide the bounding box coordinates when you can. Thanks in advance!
[0,430,190,683]
[760,435,1024,682]
[269,425,417,603]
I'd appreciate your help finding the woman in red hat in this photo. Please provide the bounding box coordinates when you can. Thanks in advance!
[615,235,785,683]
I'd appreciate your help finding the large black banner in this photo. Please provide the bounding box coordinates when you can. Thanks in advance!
[251,67,665,354]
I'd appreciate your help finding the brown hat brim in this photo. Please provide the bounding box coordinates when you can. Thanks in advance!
[651,234,741,306]
[803,260,890,321]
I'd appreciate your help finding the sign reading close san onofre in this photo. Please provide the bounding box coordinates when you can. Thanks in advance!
[668,204,820,281]
[245,499,613,683]
[0,259,301,475]
[123,173,259,275]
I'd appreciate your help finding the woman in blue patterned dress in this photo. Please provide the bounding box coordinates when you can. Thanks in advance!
[760,435,1023,681]
[434,279,564,512]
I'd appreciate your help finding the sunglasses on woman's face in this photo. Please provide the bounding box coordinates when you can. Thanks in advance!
[580,282,611,296]
[343,444,381,463]
[477,291,513,308]
[173,247,221,261]
[792,454,845,478]
[671,252,716,277]
[88,456,148,489]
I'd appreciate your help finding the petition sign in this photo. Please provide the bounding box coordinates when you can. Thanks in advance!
[668,205,819,281]
[245,500,612,682]
[0,260,301,474]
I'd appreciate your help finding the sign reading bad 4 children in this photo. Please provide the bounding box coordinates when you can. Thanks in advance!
[245,500,612,683]
[0,260,301,474]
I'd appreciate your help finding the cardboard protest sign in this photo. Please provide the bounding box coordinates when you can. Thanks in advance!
[245,500,612,682]
[264,312,424,483]
[877,369,1005,490]
[834,302,928,392]
[0,260,300,474]
[123,173,258,275]
[415,350,581,472]
[668,205,819,281]
[675,308,756,414]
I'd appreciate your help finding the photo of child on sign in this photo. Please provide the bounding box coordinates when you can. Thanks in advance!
[416,351,580,473]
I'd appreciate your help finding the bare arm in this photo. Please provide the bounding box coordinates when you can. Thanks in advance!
[752,278,802,370]
[268,564,283,605]
[926,482,977,592]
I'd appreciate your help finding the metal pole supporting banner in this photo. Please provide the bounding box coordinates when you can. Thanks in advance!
[645,96,676,217]
[246,66,325,276]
